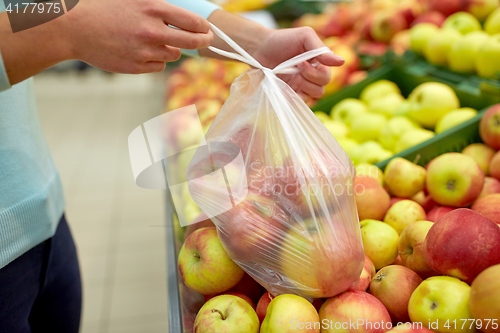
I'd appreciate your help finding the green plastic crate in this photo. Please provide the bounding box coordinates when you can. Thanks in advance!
[311,64,498,170]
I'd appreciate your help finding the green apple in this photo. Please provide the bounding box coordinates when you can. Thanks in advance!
[194,295,259,333]
[314,111,331,123]
[370,265,423,323]
[261,294,320,333]
[178,227,245,295]
[384,200,427,235]
[423,29,462,66]
[323,119,350,138]
[360,80,401,103]
[350,113,387,142]
[407,82,460,128]
[360,219,400,270]
[475,34,500,79]
[466,0,499,20]
[330,98,369,126]
[337,137,358,155]
[448,31,490,73]
[398,221,438,279]
[396,129,435,153]
[356,162,384,186]
[384,157,427,198]
[485,7,500,35]
[349,141,393,165]
[442,12,482,35]
[435,108,478,134]
[410,23,439,55]
[369,93,405,118]
[408,276,474,333]
[379,116,419,153]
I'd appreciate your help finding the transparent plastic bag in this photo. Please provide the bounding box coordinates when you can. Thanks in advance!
[186,24,364,299]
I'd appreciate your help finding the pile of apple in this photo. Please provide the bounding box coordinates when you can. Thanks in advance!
[176,103,500,333]
[314,78,478,166]
[165,57,249,124]
[410,9,500,78]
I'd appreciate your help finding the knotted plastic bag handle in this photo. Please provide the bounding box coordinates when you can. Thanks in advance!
[207,23,334,75]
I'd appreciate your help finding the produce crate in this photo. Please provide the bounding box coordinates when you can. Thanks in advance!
[312,62,500,170]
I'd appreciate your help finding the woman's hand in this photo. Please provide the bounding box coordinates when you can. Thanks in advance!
[251,27,344,102]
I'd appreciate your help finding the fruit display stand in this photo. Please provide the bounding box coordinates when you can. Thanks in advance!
[312,61,500,170]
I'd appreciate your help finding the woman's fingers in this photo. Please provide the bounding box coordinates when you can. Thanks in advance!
[298,61,331,87]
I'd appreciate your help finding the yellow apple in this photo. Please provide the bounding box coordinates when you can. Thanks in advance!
[360,219,400,270]
[384,158,427,198]
[448,31,490,73]
[462,143,497,175]
[435,108,477,133]
[407,82,460,128]
[349,141,393,165]
[261,294,320,333]
[350,113,388,142]
[330,98,369,126]
[314,111,332,123]
[379,116,419,151]
[475,34,500,79]
[360,80,401,103]
[442,12,482,35]
[323,119,350,138]
[369,93,405,118]
[356,163,384,186]
[178,227,245,295]
[485,7,500,35]
[410,23,439,54]
[396,129,435,153]
[409,276,474,333]
[194,295,259,333]
[384,200,427,235]
[337,137,359,155]
[423,29,462,66]
[466,0,499,20]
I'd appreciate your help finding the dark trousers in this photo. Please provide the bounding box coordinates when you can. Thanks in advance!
[0,215,82,333]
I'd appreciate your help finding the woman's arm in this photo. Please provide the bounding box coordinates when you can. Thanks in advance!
[0,0,213,89]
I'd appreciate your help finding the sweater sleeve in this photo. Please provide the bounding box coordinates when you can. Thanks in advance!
[165,0,221,57]
[0,49,12,92]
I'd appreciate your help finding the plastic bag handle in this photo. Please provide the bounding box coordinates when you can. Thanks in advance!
[207,23,334,75]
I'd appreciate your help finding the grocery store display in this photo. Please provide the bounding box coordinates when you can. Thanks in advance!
[163,2,500,331]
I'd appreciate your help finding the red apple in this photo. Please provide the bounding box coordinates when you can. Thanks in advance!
[477,177,500,199]
[184,212,215,241]
[490,151,500,180]
[421,195,438,212]
[357,41,389,57]
[397,0,425,26]
[429,0,464,17]
[319,291,392,332]
[392,255,404,266]
[469,264,500,333]
[411,11,446,27]
[226,273,265,305]
[347,71,368,86]
[426,153,484,207]
[256,292,274,324]
[480,104,500,150]
[369,265,423,323]
[371,10,408,43]
[348,255,377,292]
[355,176,391,221]
[471,193,500,225]
[398,221,439,279]
[426,206,454,222]
[425,208,500,284]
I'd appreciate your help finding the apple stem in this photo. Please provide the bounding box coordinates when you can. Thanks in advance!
[398,250,413,255]
[193,253,200,259]
[211,309,226,320]
[375,272,385,282]
[431,302,438,310]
